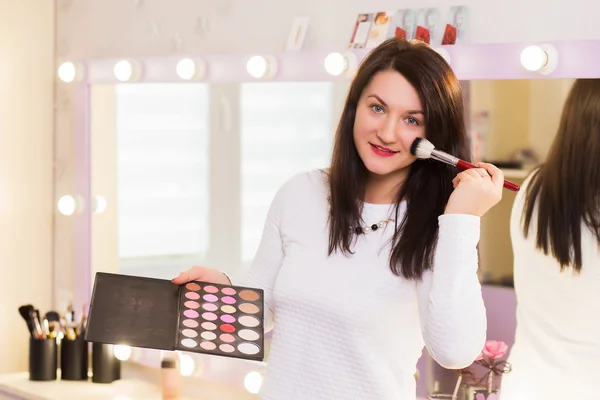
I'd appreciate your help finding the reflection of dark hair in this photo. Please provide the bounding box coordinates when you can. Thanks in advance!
[522,79,600,272]
[328,38,470,280]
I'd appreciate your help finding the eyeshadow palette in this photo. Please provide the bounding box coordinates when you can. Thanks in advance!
[85,272,265,361]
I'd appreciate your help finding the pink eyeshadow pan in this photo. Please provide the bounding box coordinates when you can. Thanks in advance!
[220,314,236,323]
[219,333,235,343]
[203,294,218,302]
[219,344,234,353]
[221,287,236,295]
[201,312,217,321]
[183,309,199,319]
[200,342,216,350]
[221,296,236,305]
[185,292,200,300]
[184,300,200,309]
[203,285,218,293]
[202,303,218,312]
[182,319,198,328]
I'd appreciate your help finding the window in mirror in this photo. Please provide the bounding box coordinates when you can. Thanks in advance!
[115,83,210,279]
[240,82,334,263]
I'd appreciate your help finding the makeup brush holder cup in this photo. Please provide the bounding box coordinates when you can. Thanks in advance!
[29,337,57,381]
[60,337,88,380]
[91,342,121,383]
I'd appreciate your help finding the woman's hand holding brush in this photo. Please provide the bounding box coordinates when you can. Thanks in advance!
[445,162,504,217]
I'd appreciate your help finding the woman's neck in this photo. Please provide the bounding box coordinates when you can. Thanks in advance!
[364,170,407,204]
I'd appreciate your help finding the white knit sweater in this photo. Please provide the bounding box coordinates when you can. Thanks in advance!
[499,174,600,400]
[244,170,486,400]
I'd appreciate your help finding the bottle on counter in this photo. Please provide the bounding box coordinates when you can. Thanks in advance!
[161,351,181,400]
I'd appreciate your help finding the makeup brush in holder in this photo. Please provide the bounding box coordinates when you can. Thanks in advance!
[59,305,90,380]
[19,304,57,381]
[410,137,520,192]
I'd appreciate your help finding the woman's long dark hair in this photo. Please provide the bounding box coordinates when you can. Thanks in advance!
[328,39,471,281]
[522,79,600,272]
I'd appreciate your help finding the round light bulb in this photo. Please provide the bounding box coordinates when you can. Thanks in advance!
[113,344,132,361]
[57,195,77,216]
[92,195,107,214]
[58,62,77,83]
[179,353,195,377]
[520,46,548,72]
[246,56,270,79]
[114,60,136,82]
[176,58,197,80]
[324,52,347,76]
[244,371,263,394]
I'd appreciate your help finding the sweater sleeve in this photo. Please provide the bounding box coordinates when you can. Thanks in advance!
[416,214,487,369]
[241,181,288,332]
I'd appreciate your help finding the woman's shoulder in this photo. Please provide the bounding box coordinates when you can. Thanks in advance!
[273,168,329,205]
[278,168,329,195]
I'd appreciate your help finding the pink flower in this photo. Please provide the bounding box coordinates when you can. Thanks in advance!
[482,340,508,359]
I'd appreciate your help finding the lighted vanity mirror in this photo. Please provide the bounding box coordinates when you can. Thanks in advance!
[57,76,576,393]
[86,77,576,298]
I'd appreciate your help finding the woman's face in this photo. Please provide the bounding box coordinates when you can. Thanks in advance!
[353,70,426,181]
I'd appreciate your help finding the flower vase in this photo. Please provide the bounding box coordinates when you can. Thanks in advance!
[467,387,500,400]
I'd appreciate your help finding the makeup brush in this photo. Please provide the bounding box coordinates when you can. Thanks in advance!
[30,309,45,339]
[18,305,36,338]
[44,311,60,338]
[410,137,520,192]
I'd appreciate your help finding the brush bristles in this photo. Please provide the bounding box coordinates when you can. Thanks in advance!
[410,137,435,159]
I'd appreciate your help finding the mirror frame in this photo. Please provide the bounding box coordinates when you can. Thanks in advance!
[55,39,600,384]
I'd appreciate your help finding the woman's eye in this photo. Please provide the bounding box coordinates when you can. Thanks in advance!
[406,117,419,126]
[371,105,384,113]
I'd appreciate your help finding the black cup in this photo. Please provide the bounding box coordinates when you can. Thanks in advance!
[91,342,120,384]
[29,337,57,381]
[60,337,88,380]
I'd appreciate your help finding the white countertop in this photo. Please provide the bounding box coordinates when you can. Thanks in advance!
[0,373,166,400]
[0,363,257,400]
[0,364,428,400]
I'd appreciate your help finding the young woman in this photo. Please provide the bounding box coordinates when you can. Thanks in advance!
[173,38,504,400]
[499,79,600,400]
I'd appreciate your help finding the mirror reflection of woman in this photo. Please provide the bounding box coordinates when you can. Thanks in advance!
[173,39,506,400]
[500,79,600,400]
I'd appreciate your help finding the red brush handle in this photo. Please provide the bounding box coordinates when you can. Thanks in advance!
[456,160,520,192]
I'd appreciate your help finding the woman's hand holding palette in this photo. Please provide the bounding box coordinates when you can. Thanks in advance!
[85,273,265,361]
